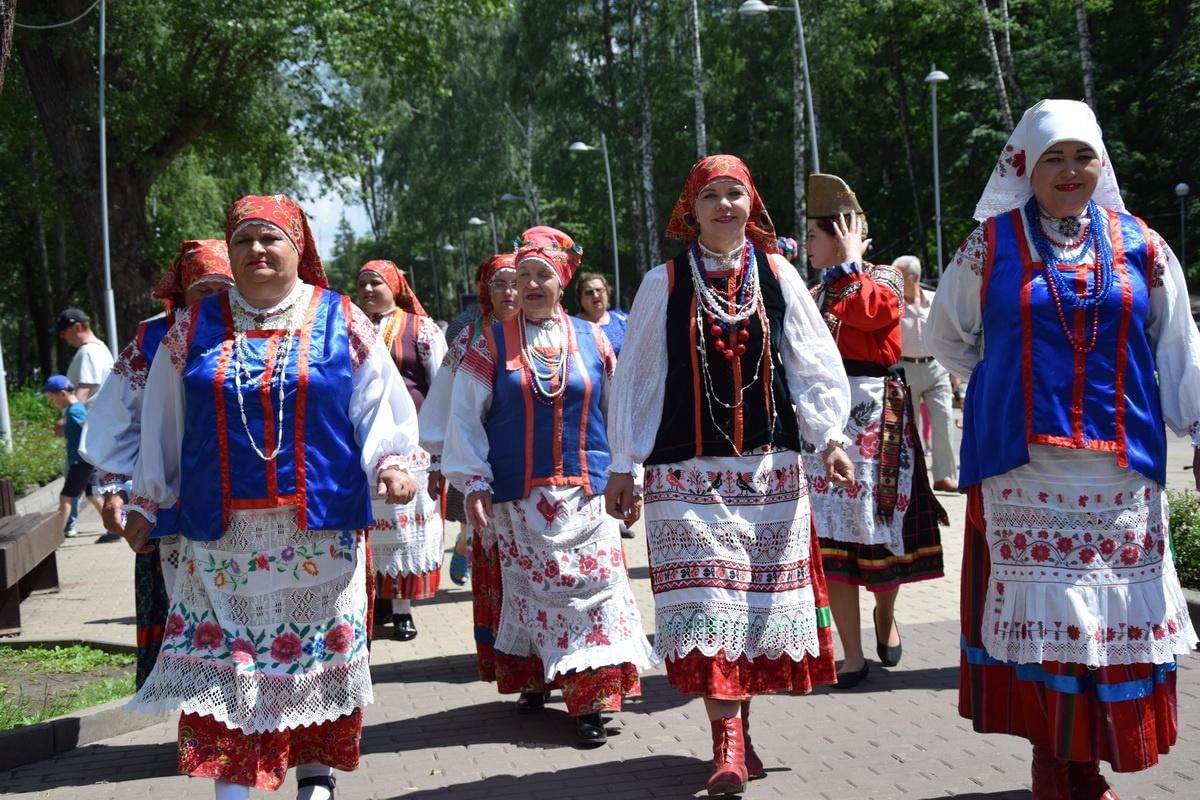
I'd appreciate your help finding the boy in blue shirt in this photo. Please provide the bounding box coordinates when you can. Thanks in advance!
[42,375,100,538]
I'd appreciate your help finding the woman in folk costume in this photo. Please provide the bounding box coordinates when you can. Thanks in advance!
[80,239,233,687]
[121,195,419,800]
[803,173,947,690]
[421,253,519,679]
[929,99,1200,799]
[443,226,654,748]
[605,155,854,796]
[356,260,447,642]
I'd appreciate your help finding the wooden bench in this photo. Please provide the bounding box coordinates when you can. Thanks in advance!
[0,476,63,635]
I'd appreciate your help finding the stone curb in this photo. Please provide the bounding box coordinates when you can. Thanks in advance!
[14,477,65,516]
[0,638,168,772]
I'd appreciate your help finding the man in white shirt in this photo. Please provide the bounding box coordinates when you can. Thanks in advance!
[894,256,959,492]
[57,308,114,408]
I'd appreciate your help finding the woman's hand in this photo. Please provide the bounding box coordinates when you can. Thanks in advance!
[832,212,872,266]
[121,510,156,555]
[604,472,642,526]
[378,468,416,505]
[101,492,126,534]
[822,443,856,488]
[427,470,446,501]
[466,490,493,530]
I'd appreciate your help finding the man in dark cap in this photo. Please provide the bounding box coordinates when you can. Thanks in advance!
[56,308,113,408]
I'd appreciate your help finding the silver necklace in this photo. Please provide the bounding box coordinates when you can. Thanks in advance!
[230,290,305,461]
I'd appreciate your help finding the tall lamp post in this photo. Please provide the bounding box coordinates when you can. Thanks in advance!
[413,254,441,319]
[925,65,950,277]
[501,192,536,228]
[98,0,118,355]
[737,0,820,173]
[468,213,499,253]
[1177,182,1190,272]
[569,134,622,309]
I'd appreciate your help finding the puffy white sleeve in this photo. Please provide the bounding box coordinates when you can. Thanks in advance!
[1144,228,1200,445]
[606,264,669,474]
[773,255,851,446]
[347,305,420,480]
[129,322,190,523]
[441,337,496,493]
[79,338,148,489]
[419,324,472,459]
[928,224,987,379]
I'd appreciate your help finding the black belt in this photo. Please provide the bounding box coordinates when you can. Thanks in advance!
[900,356,936,364]
[842,359,893,378]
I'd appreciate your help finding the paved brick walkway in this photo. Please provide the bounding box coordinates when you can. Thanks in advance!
[3,436,1199,798]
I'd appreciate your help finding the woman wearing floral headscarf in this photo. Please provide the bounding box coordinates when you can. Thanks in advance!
[930,99,1200,799]
[357,260,447,642]
[121,195,419,800]
[81,239,233,687]
[421,252,520,677]
[605,155,853,796]
[443,226,654,748]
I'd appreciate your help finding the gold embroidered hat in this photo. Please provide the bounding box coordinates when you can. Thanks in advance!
[806,173,865,219]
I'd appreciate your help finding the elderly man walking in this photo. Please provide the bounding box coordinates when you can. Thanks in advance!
[895,256,958,492]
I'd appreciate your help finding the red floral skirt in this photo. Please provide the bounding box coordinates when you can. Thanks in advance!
[493,651,641,715]
[664,633,836,700]
[177,710,363,790]
[376,567,441,601]
[959,486,1180,772]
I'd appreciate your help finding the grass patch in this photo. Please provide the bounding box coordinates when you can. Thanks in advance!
[1169,490,1200,590]
[0,386,64,494]
[0,645,136,731]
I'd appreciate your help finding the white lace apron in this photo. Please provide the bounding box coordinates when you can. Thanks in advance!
[803,374,914,554]
[129,507,373,734]
[981,446,1198,667]
[492,486,655,682]
[369,448,445,577]
[643,450,823,663]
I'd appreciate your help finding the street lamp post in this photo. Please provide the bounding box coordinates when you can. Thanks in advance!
[443,242,470,298]
[569,134,622,309]
[98,0,118,356]
[501,192,536,228]
[925,65,950,277]
[1176,183,1190,271]
[468,213,499,254]
[737,0,820,173]
[414,254,441,319]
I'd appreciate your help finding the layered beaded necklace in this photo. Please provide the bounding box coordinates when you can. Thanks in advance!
[688,240,776,452]
[230,286,306,461]
[518,311,570,404]
[1024,197,1114,354]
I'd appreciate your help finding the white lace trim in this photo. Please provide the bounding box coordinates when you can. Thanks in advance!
[370,462,445,577]
[653,599,822,662]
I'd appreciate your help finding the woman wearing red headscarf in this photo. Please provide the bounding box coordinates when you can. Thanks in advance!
[605,155,853,796]
[121,195,419,800]
[421,252,519,677]
[81,239,233,687]
[443,227,654,748]
[357,260,447,641]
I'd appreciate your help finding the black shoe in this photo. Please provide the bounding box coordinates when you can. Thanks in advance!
[873,607,903,667]
[297,773,336,799]
[575,712,607,746]
[96,532,121,544]
[833,661,870,691]
[392,613,418,641]
[516,690,550,714]
[619,524,635,539]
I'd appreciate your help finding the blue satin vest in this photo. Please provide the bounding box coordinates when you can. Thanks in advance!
[483,316,612,503]
[179,289,373,539]
[136,315,179,539]
[960,208,1167,488]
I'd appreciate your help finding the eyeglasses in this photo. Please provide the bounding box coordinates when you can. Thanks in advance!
[489,281,519,293]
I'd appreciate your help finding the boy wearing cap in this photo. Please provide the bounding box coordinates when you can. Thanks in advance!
[57,308,113,408]
[42,375,101,538]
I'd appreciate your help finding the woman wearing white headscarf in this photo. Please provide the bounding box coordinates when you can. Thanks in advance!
[930,99,1200,799]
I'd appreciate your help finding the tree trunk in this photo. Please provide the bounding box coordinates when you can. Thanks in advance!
[1074,0,1097,111]
[997,0,1025,109]
[0,0,15,92]
[980,0,1014,129]
[886,34,929,269]
[23,203,55,378]
[636,0,660,270]
[687,0,706,158]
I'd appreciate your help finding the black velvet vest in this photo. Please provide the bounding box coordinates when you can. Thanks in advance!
[647,246,802,464]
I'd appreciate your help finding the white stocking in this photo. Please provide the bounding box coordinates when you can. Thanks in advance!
[296,763,335,800]
[214,780,251,800]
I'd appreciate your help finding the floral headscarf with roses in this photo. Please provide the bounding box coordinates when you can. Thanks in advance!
[225,194,328,288]
[972,99,1125,221]
[665,154,779,255]
[151,239,233,313]
[359,260,428,316]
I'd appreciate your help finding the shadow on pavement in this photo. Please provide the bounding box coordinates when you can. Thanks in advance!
[376,754,711,799]
[918,794,1028,800]
[371,652,481,685]
[812,664,961,694]
[362,700,596,754]
[0,741,178,793]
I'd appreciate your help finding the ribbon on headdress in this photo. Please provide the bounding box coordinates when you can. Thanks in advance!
[225,194,328,288]
[359,260,428,316]
[514,226,583,286]
[665,154,779,254]
[151,239,233,312]
[476,253,517,317]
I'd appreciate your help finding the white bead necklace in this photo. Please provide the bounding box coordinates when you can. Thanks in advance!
[519,311,569,402]
[687,244,760,326]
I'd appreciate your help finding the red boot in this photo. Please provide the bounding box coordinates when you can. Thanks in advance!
[1068,761,1120,800]
[706,716,748,796]
[1031,745,1071,800]
[741,700,765,779]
